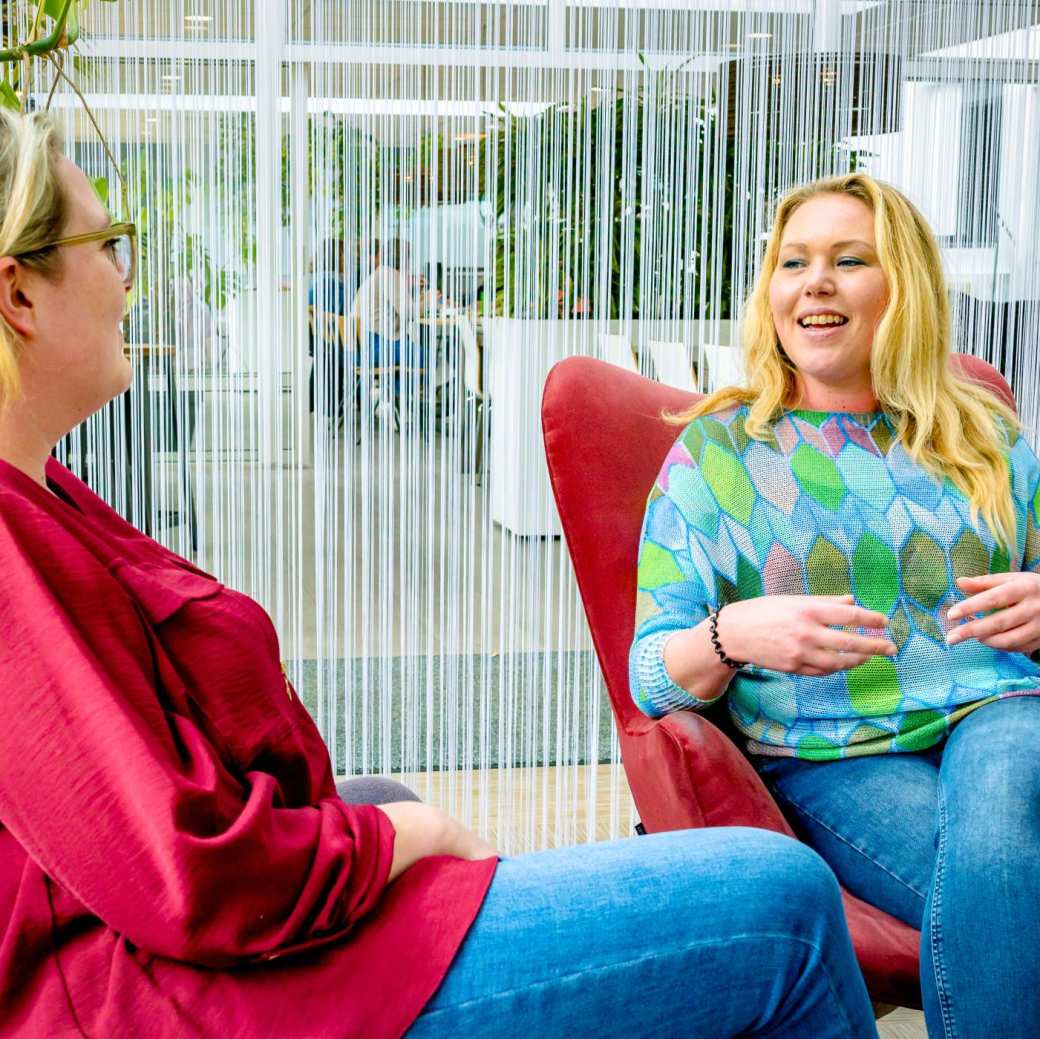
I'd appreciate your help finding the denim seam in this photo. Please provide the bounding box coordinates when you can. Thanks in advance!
[929,780,958,1039]
[769,786,929,903]
[416,931,860,1038]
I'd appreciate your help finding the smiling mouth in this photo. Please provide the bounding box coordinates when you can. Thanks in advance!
[798,314,848,328]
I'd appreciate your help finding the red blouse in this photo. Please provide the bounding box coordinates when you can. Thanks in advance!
[0,459,496,1038]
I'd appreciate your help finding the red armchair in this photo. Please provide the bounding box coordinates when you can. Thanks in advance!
[541,352,1014,1010]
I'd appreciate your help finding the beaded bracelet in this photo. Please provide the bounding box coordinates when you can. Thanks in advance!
[708,605,746,671]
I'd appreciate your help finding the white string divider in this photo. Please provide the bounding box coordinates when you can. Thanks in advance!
[37,0,1040,854]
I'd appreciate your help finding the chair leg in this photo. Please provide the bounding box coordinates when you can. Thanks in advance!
[475,398,486,476]
[186,472,198,552]
[460,394,485,475]
[177,393,198,553]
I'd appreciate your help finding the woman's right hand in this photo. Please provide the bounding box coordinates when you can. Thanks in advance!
[376,801,498,881]
[716,594,897,676]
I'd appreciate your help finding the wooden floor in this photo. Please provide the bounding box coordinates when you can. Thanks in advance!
[394,762,636,850]
[877,1008,927,1038]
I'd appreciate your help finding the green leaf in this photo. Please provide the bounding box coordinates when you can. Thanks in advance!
[90,176,109,206]
[0,82,20,112]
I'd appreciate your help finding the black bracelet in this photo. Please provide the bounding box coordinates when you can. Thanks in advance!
[709,605,745,670]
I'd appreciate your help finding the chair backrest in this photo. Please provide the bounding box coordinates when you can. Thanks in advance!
[646,339,695,391]
[309,306,347,351]
[597,333,639,374]
[455,313,481,397]
[541,353,1015,735]
[700,343,743,390]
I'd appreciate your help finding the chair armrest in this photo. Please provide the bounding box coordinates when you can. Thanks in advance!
[623,710,795,837]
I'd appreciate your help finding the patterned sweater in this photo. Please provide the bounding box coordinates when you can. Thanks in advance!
[630,405,1040,760]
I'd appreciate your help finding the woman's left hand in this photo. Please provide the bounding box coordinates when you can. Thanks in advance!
[946,572,1040,652]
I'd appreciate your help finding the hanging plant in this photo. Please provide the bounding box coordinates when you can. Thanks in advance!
[0,0,82,72]
[1,1,124,207]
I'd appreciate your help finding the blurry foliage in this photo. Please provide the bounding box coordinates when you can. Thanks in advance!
[134,158,239,313]
[484,85,730,321]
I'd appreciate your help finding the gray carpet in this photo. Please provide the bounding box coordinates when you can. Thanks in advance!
[288,651,615,773]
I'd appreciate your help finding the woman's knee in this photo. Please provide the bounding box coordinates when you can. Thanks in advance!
[476,828,847,978]
[663,827,848,937]
[753,832,847,926]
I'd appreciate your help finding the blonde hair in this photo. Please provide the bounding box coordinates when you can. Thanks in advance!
[677,172,1020,551]
[0,108,67,404]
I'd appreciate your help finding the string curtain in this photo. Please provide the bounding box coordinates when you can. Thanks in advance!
[21,0,1040,851]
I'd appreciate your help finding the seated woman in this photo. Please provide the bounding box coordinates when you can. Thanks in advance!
[308,236,352,421]
[351,239,429,381]
[0,112,877,1037]
[631,171,1040,1037]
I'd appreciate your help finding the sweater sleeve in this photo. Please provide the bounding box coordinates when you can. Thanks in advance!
[1020,442,1040,576]
[1017,442,1040,672]
[0,505,395,968]
[628,424,723,718]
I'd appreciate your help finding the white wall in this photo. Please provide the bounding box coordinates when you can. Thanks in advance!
[999,85,1040,300]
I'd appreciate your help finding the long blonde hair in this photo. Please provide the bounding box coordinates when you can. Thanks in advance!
[0,109,66,404]
[677,172,1020,551]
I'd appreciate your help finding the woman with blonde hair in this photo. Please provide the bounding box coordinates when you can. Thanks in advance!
[0,109,881,1036]
[631,170,1040,1035]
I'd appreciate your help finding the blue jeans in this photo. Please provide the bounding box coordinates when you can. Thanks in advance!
[755,695,1040,1038]
[407,827,876,1038]
[368,333,427,371]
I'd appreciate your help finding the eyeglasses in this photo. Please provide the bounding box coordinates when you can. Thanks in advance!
[29,221,138,288]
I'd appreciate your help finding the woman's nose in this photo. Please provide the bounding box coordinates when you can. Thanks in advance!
[803,265,835,295]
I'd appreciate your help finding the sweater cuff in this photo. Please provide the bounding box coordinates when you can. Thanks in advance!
[633,630,724,716]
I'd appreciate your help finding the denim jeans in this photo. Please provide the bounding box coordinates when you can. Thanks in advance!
[755,694,1040,1038]
[367,333,428,372]
[407,827,876,1038]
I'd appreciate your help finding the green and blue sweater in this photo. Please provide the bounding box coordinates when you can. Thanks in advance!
[630,405,1040,760]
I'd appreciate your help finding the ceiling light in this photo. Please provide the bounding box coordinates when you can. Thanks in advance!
[747,32,773,39]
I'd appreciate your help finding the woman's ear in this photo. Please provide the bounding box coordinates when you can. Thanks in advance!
[0,256,36,339]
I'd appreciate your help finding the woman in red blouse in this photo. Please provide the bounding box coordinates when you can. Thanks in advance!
[0,110,877,1038]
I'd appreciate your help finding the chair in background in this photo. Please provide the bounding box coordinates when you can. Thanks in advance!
[699,342,743,390]
[597,332,639,374]
[455,313,486,474]
[646,339,696,391]
[307,305,350,427]
[128,344,198,553]
[540,352,1014,1010]
[164,360,199,552]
